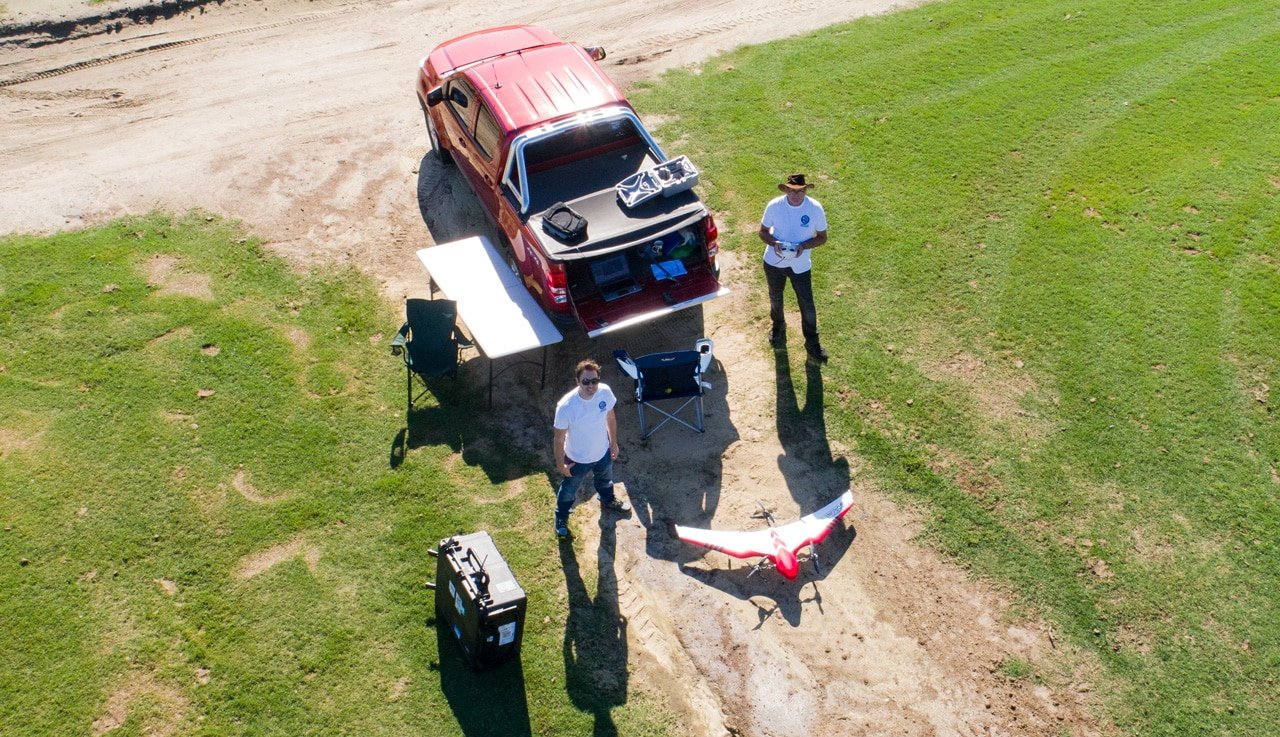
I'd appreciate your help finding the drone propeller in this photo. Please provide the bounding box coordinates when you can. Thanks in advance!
[751,500,776,526]
[794,543,822,576]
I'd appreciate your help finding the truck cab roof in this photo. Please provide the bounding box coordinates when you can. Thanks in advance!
[427,25,628,136]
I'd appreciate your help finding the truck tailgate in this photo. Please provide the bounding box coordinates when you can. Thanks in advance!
[575,267,729,338]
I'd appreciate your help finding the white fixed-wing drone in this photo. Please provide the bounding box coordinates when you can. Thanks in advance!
[674,490,855,580]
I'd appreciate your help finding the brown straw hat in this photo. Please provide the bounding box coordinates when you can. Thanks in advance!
[778,173,813,192]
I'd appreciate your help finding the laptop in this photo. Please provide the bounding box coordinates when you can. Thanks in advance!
[590,253,641,302]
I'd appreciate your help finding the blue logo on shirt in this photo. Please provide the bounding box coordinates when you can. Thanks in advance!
[801,214,811,226]
[598,400,606,411]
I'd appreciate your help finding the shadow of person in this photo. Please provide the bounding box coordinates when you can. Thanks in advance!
[559,526,628,737]
[774,348,851,509]
[433,618,532,737]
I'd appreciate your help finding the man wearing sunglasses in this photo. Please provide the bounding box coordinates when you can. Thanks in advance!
[552,359,630,538]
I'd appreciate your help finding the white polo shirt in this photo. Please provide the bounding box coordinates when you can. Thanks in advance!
[553,384,616,463]
[761,194,827,273]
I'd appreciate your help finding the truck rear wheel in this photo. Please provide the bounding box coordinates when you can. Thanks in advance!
[497,233,519,276]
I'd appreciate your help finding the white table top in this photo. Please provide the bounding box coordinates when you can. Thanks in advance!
[417,237,563,359]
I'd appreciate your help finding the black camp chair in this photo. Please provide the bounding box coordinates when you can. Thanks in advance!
[614,339,714,440]
[390,298,473,412]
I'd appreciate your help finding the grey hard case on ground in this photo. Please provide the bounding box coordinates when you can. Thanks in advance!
[434,531,527,670]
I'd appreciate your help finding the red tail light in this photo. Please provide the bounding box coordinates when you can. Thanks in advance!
[703,214,719,257]
[548,262,569,305]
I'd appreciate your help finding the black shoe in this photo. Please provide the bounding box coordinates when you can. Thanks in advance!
[601,498,631,514]
[770,326,786,348]
[806,344,829,362]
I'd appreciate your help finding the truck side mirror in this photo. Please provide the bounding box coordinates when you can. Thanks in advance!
[449,88,469,107]
[426,87,443,106]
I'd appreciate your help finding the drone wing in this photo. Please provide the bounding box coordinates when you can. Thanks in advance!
[773,489,855,554]
[674,490,855,560]
[673,524,777,561]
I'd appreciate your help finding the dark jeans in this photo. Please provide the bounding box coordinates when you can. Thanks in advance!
[764,261,819,347]
[555,450,616,526]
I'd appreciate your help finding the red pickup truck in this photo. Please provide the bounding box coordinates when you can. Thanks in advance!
[416,25,726,337]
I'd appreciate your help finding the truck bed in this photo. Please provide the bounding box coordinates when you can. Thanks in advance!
[527,142,705,258]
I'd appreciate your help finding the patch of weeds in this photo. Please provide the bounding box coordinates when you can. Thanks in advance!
[999,656,1035,682]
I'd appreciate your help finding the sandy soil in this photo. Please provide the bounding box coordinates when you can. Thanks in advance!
[2,2,1110,735]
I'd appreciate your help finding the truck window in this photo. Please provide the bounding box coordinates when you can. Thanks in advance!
[503,154,522,206]
[445,79,478,136]
[474,105,501,160]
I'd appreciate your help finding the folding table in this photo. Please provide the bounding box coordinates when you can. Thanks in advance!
[417,236,563,405]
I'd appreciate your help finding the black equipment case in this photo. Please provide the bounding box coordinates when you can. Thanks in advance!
[432,532,527,670]
[540,201,588,242]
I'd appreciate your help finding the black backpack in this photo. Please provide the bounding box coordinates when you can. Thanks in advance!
[541,202,587,242]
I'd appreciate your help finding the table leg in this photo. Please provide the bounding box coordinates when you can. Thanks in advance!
[489,357,494,408]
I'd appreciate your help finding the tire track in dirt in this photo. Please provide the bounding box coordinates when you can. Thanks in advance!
[599,511,732,737]
[0,4,364,88]
[592,486,1099,737]
[598,488,731,737]
[611,0,830,64]
[607,0,894,66]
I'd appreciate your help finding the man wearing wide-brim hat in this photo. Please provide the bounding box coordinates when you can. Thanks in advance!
[758,173,829,361]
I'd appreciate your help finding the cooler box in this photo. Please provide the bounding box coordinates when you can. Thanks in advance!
[434,531,527,670]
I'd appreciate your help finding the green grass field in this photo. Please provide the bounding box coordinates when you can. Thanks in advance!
[633,0,1279,734]
[0,214,675,736]
[2,0,1278,735]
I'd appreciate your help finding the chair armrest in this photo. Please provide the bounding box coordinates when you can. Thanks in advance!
[453,328,474,350]
[613,349,639,380]
[695,338,714,374]
[390,322,410,356]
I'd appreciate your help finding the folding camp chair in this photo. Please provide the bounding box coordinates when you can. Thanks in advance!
[613,339,714,440]
[390,298,473,412]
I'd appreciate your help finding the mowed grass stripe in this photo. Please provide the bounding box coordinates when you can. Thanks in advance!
[633,1,1278,734]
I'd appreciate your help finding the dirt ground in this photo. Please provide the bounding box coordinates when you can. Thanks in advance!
[2,2,1111,735]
